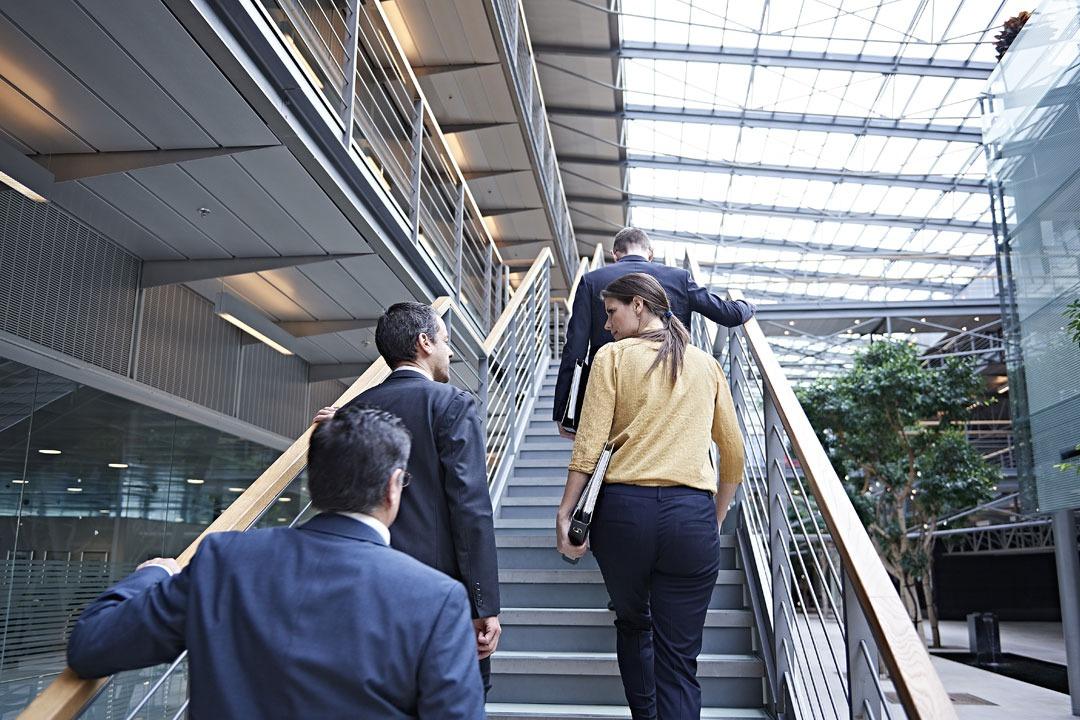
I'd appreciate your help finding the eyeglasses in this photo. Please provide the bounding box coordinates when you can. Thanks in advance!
[399,471,411,488]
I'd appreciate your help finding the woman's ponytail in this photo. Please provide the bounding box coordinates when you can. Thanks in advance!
[602,273,689,384]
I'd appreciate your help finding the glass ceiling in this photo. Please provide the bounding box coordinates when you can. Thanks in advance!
[599,0,1024,375]
[612,0,1025,304]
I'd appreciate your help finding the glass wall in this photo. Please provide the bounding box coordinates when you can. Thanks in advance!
[983,0,1080,514]
[0,358,298,716]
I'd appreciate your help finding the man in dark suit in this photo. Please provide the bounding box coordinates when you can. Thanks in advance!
[553,227,756,438]
[67,406,485,719]
[313,302,501,690]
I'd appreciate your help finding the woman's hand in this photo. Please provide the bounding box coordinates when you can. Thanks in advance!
[556,509,588,560]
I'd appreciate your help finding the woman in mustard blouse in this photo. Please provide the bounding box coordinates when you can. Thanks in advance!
[555,273,744,720]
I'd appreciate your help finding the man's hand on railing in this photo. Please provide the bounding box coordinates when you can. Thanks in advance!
[136,558,180,576]
[312,406,338,425]
[554,422,576,441]
[473,616,501,660]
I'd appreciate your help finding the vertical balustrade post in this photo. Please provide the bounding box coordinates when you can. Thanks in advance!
[553,302,561,358]
[339,0,361,145]
[478,355,490,437]
[484,246,494,329]
[503,265,511,307]
[506,313,519,456]
[845,566,879,720]
[454,184,465,304]
[765,385,792,718]
[409,98,424,243]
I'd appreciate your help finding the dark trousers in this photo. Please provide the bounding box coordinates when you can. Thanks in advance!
[591,484,721,720]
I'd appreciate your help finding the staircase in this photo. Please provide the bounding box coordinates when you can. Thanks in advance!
[486,365,769,719]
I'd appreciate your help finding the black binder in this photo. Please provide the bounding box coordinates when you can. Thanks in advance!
[568,443,614,546]
[560,353,590,433]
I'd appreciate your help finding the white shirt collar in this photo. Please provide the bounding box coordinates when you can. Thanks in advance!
[336,512,391,545]
[392,365,432,381]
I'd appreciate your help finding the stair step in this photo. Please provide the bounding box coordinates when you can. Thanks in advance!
[499,569,745,609]
[497,541,736,571]
[502,496,561,506]
[486,705,769,719]
[496,534,736,549]
[497,608,754,653]
[520,441,573,452]
[488,652,764,707]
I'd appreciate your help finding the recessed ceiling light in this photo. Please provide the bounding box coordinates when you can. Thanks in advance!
[12,479,28,485]
[98,509,110,514]
[910,328,916,333]
[108,463,128,469]
[853,319,861,325]
[38,449,61,455]
[67,487,82,493]
[228,487,245,493]
[185,478,205,485]
[278,497,291,503]
[920,317,927,322]
[961,326,968,331]
[973,316,980,321]
[277,517,287,522]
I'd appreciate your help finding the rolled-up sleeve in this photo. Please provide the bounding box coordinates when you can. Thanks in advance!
[568,345,617,474]
[711,364,745,486]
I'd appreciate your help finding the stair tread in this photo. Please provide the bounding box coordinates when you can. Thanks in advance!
[499,608,753,627]
[497,533,736,548]
[486,704,769,719]
[500,569,743,585]
[492,651,763,677]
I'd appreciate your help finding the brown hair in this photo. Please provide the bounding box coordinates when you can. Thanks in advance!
[612,227,652,256]
[601,273,689,383]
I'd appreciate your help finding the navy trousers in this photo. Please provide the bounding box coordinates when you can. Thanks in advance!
[591,484,721,720]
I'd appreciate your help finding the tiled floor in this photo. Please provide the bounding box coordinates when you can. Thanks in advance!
[923,621,1074,719]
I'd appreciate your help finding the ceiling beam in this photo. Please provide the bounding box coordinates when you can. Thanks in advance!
[533,42,995,80]
[750,298,1000,322]
[412,62,500,77]
[558,154,985,193]
[480,206,544,217]
[696,261,960,292]
[33,146,276,182]
[441,121,517,134]
[276,319,378,337]
[567,193,992,233]
[309,363,371,382]
[548,106,982,143]
[141,254,368,287]
[462,169,532,181]
[571,228,993,267]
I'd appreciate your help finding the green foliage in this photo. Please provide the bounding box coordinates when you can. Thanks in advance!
[1067,298,1080,347]
[797,340,1000,587]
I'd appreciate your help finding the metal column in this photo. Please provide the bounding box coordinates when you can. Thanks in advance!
[453,184,465,304]
[845,568,879,719]
[339,0,360,145]
[765,386,793,717]
[409,98,424,243]
[1054,509,1080,715]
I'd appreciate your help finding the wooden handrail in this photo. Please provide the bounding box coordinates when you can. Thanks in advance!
[590,242,605,269]
[19,299,454,720]
[729,288,957,720]
[482,248,553,355]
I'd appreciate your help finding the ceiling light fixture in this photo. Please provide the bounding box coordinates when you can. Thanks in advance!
[67,487,82,493]
[38,449,62,455]
[108,463,128,469]
[973,316,980,322]
[186,478,205,485]
[215,293,294,356]
[278,497,292,503]
[228,487,246,493]
[0,170,46,202]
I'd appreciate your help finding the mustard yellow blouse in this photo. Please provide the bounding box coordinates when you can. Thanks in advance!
[567,338,745,491]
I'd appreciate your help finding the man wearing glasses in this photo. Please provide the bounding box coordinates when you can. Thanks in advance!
[313,302,501,692]
[67,406,485,718]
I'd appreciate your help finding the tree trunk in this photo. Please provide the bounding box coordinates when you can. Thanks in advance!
[922,552,941,647]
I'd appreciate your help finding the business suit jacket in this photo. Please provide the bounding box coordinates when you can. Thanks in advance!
[67,514,485,720]
[344,370,499,618]
[553,254,755,423]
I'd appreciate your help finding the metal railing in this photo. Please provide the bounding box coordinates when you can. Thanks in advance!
[487,0,578,278]
[253,0,506,331]
[683,252,956,720]
[18,250,556,720]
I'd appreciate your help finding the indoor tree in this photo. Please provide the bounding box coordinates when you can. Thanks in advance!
[798,341,1000,646]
